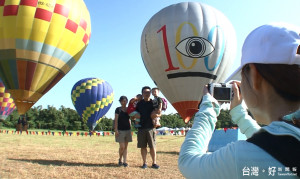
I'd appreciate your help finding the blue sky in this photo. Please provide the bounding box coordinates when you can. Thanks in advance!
[34,0,300,119]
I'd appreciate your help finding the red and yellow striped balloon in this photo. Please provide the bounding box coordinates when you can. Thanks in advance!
[0,0,91,114]
[0,79,15,121]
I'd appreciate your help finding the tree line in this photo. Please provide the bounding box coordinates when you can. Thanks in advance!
[0,105,236,131]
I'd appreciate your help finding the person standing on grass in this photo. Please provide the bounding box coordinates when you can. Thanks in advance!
[136,86,160,169]
[114,96,132,167]
[178,23,300,178]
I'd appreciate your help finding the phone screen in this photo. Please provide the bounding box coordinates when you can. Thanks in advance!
[213,87,231,101]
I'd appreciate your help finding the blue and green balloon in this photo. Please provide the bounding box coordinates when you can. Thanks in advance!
[71,78,114,130]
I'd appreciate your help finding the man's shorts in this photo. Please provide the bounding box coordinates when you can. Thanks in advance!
[137,128,156,148]
[115,130,132,143]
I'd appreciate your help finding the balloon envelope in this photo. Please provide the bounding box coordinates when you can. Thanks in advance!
[0,0,91,114]
[141,2,236,123]
[0,79,15,121]
[71,78,114,130]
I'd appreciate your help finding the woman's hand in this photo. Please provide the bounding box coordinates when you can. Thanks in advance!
[230,81,243,110]
[115,131,119,137]
[198,85,211,107]
[202,85,210,96]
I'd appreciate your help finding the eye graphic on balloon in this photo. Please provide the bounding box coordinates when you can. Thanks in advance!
[176,36,215,58]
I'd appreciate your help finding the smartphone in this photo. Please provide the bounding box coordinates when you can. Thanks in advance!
[208,83,233,102]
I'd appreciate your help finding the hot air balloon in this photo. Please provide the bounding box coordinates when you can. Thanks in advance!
[71,78,114,130]
[141,2,236,123]
[0,79,15,121]
[0,0,91,115]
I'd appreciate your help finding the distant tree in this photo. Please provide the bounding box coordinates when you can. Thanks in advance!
[160,113,186,128]
[216,109,237,129]
[26,106,42,128]
[159,110,236,129]
[59,106,81,130]
[1,110,19,128]
[0,107,240,131]
[94,116,113,131]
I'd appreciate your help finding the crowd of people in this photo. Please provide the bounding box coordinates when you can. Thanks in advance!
[16,115,28,132]
[113,86,163,169]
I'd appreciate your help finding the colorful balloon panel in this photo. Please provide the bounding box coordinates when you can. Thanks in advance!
[0,0,91,114]
[71,78,114,130]
[141,2,237,123]
[0,79,15,121]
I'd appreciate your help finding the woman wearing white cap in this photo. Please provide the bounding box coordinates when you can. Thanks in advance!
[178,23,300,178]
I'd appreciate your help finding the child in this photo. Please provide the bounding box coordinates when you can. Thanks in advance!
[151,87,163,128]
[127,94,142,128]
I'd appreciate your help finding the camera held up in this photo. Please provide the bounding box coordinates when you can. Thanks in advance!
[208,83,233,102]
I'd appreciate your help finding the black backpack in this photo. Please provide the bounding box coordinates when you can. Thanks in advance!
[247,129,300,177]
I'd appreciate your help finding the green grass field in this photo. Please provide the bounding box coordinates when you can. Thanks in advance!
[0,131,185,179]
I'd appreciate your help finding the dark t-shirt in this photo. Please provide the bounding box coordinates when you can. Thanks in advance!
[115,107,130,130]
[136,99,154,129]
[152,96,162,109]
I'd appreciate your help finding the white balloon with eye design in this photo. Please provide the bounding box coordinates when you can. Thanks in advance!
[141,2,237,123]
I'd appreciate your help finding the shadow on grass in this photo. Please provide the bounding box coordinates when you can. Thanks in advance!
[157,151,179,155]
[8,158,118,167]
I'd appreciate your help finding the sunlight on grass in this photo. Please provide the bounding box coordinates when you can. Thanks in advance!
[0,133,185,178]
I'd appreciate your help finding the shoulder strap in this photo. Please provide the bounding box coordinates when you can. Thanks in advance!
[247,130,300,176]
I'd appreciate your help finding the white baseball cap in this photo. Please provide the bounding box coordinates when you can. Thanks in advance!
[226,22,300,82]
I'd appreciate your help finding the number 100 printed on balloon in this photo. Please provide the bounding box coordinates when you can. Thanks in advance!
[141,2,236,123]
[156,23,225,80]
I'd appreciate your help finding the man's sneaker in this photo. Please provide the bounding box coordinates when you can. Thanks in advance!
[123,163,128,167]
[141,164,147,169]
[118,159,123,166]
[151,164,160,169]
